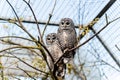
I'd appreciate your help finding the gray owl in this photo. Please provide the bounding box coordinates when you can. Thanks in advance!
[46,33,66,78]
[57,18,77,63]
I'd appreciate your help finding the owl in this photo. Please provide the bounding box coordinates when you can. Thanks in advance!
[57,18,77,63]
[46,33,66,78]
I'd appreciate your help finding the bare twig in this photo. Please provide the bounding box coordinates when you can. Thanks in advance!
[17,66,36,80]
[6,0,53,74]
[0,38,43,58]
[6,51,48,74]
[88,49,120,72]
[55,16,120,65]
[102,60,120,72]
[0,46,40,53]
[5,1,56,79]
[41,0,57,38]
[115,45,120,52]
[23,0,42,42]
[0,36,34,42]
[6,0,36,41]
[14,23,52,76]
[70,16,120,51]
[0,39,22,46]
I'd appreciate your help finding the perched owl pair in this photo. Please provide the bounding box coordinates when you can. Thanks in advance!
[46,18,77,78]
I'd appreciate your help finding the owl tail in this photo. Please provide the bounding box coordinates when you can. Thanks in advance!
[53,59,66,80]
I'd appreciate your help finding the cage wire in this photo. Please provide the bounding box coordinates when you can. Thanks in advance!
[0,0,120,80]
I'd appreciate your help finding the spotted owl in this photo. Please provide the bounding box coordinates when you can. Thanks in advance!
[57,18,77,63]
[46,33,66,78]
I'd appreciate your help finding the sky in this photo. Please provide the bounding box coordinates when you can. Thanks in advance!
[0,0,120,80]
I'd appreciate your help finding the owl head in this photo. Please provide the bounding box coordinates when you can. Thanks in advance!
[59,18,75,30]
[46,33,58,45]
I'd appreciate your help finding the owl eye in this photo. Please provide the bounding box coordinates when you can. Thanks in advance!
[52,37,56,40]
[47,38,50,40]
[66,22,70,25]
[61,22,64,25]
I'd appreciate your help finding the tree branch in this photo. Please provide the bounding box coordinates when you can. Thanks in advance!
[41,0,57,38]
[17,66,36,80]
[115,45,120,52]
[23,0,42,42]
[6,51,48,74]
[0,36,34,42]
[70,16,120,51]
[6,0,36,41]
[55,16,120,65]
[6,0,53,74]
[0,46,40,53]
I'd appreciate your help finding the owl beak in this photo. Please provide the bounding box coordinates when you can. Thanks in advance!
[64,24,67,28]
[50,40,53,43]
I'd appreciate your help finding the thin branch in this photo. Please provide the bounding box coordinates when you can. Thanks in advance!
[70,16,120,51]
[101,60,120,72]
[55,16,120,65]
[5,0,52,78]
[41,0,57,38]
[88,49,120,72]
[0,36,35,42]
[16,21,53,75]
[6,0,36,41]
[7,7,52,74]
[17,66,36,80]
[14,22,52,70]
[115,45,120,52]
[38,40,54,63]
[41,14,52,39]
[0,46,40,53]
[0,39,22,46]
[14,24,52,74]
[0,39,43,58]
[23,0,42,41]
[6,1,52,73]
[6,51,48,74]
[55,22,109,65]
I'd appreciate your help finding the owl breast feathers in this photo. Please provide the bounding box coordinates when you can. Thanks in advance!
[57,18,77,50]
[46,33,63,63]
[57,18,77,62]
